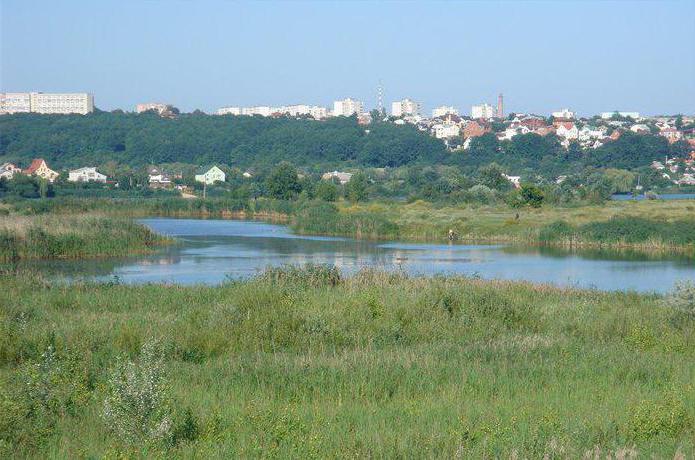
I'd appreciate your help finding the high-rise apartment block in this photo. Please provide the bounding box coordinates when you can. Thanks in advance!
[391,98,420,117]
[551,108,575,119]
[432,106,459,118]
[0,92,94,115]
[217,104,328,119]
[471,103,495,119]
[136,103,171,114]
[333,98,363,117]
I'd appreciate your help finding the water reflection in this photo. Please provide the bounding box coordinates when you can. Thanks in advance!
[15,218,695,293]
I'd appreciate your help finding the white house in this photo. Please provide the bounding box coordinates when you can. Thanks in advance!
[502,174,521,189]
[195,166,226,185]
[0,162,21,179]
[68,167,107,183]
[321,171,352,184]
[555,122,579,140]
[432,122,460,139]
[148,167,172,187]
[432,106,459,118]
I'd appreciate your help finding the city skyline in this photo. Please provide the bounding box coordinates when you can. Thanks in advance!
[1,1,694,116]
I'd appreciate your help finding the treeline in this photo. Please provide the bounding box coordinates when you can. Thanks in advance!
[2,112,691,177]
[457,131,691,176]
[0,112,447,169]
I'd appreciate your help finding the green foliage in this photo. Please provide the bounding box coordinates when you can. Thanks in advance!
[665,280,695,317]
[628,393,692,441]
[266,162,302,200]
[477,163,511,191]
[102,340,173,446]
[537,217,695,247]
[0,112,446,169]
[519,184,545,208]
[344,172,369,202]
[314,180,338,202]
[0,272,693,457]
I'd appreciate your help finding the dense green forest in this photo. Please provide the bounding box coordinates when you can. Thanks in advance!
[0,112,689,176]
[0,112,447,169]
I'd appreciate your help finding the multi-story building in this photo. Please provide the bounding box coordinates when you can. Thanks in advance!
[600,111,640,120]
[0,93,31,113]
[217,104,328,119]
[217,106,242,115]
[551,108,575,119]
[136,103,171,114]
[432,106,459,118]
[1,92,93,115]
[432,122,461,139]
[68,167,107,183]
[471,103,495,119]
[333,98,363,117]
[391,98,420,117]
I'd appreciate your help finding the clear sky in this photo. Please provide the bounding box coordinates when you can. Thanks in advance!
[2,0,694,116]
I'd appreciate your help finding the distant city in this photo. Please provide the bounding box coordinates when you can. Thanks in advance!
[1,90,692,159]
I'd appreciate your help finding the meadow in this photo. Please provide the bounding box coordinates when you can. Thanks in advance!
[1,267,694,458]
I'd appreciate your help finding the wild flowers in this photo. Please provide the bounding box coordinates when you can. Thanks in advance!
[102,340,172,446]
[665,280,695,317]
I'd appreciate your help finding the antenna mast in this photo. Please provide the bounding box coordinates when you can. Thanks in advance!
[377,80,384,115]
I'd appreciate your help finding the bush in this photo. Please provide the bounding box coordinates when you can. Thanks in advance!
[258,264,342,288]
[102,340,173,446]
[665,280,695,317]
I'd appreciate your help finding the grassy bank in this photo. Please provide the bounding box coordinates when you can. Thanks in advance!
[0,213,170,262]
[4,196,695,253]
[0,268,693,457]
[292,200,695,252]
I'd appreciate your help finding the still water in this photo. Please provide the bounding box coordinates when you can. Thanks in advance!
[21,218,695,292]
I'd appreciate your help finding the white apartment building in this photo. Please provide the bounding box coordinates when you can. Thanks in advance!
[432,106,459,118]
[0,93,31,113]
[551,108,575,119]
[600,111,640,120]
[333,98,363,117]
[68,167,107,183]
[217,106,242,115]
[1,92,94,115]
[432,122,461,139]
[391,98,420,117]
[216,104,328,119]
[471,103,495,119]
[136,103,170,114]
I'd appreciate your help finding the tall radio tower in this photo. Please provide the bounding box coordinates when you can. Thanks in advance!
[377,80,384,116]
[497,93,504,119]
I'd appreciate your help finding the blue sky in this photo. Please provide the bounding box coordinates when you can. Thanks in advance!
[2,0,694,115]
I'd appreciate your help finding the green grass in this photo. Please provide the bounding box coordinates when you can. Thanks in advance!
[0,213,170,262]
[1,268,693,457]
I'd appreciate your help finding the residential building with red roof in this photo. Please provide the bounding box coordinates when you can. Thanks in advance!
[24,158,59,182]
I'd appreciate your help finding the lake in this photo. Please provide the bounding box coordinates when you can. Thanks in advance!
[611,193,695,201]
[17,218,695,293]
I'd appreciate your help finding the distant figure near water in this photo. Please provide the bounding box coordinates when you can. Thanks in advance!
[448,229,457,241]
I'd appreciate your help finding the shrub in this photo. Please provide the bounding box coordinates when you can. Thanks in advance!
[102,340,173,446]
[664,280,695,317]
[627,393,692,440]
[258,264,342,288]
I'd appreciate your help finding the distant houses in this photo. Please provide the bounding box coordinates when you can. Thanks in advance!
[0,162,21,180]
[68,167,107,183]
[148,167,173,188]
[24,158,59,182]
[322,171,352,184]
[195,166,226,185]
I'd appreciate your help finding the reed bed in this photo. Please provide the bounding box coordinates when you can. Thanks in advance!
[1,267,693,458]
[0,213,170,261]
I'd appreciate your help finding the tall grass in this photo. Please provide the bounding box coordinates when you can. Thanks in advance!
[539,216,695,249]
[0,269,693,457]
[0,214,169,261]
